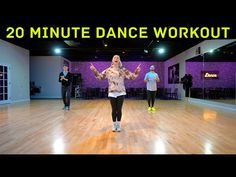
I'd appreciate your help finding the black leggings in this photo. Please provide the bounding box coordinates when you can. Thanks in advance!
[109,95,124,122]
[147,91,156,107]
[62,86,71,107]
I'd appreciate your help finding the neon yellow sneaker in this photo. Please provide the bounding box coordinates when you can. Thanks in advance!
[151,107,156,111]
[148,107,152,111]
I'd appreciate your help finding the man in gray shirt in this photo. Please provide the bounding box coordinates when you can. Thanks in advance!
[144,65,160,111]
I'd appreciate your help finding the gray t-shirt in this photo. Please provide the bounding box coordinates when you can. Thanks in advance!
[144,72,159,91]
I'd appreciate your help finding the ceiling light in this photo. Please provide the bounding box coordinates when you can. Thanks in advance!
[54,48,61,54]
[158,48,165,54]
[144,49,148,53]
[209,49,214,53]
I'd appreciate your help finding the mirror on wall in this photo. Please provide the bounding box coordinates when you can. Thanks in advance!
[186,41,236,105]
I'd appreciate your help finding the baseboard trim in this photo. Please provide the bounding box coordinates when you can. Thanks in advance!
[188,98,236,112]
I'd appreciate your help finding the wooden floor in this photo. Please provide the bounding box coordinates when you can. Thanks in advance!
[0,99,236,154]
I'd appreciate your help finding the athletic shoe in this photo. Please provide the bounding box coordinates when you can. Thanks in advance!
[116,121,121,132]
[151,107,156,111]
[148,107,152,111]
[112,122,116,132]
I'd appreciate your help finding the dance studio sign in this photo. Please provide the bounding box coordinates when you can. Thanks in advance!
[3,26,231,39]
[201,71,219,79]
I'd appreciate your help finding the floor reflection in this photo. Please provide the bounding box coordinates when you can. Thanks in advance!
[203,110,217,120]
[204,140,213,154]
[53,138,65,154]
[154,138,166,154]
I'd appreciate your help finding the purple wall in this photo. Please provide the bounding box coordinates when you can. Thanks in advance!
[186,62,236,88]
[71,61,164,89]
[71,60,236,89]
